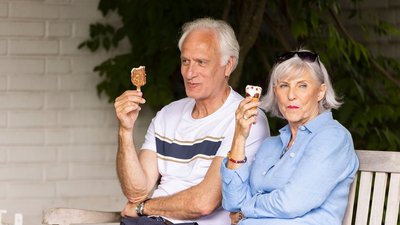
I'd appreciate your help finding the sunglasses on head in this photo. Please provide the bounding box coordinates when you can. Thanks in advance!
[275,51,319,64]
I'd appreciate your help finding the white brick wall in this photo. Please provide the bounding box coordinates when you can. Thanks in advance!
[0,1,154,225]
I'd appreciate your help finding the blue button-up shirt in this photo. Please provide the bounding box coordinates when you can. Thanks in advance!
[221,111,359,225]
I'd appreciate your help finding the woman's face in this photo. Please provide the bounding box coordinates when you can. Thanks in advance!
[274,69,327,127]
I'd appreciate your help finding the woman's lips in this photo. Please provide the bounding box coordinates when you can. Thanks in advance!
[288,105,299,109]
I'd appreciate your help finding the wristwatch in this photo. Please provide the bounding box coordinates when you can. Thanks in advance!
[135,200,148,216]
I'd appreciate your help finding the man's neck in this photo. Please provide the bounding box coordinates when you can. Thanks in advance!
[192,86,230,119]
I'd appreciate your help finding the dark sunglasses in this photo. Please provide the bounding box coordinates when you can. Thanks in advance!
[275,51,319,64]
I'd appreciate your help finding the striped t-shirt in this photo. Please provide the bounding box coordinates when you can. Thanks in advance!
[141,88,270,225]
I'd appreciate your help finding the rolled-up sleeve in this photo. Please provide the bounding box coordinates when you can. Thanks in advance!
[221,158,253,211]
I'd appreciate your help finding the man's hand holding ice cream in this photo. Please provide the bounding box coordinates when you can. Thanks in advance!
[114,66,147,131]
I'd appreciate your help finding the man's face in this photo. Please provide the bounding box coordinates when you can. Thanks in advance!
[180,29,231,103]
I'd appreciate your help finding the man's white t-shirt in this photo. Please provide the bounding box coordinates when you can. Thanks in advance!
[141,88,270,225]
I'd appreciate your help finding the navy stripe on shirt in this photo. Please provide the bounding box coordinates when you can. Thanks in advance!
[156,137,222,160]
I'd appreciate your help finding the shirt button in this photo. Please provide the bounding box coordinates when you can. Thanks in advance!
[262,171,267,175]
[290,152,295,158]
[299,126,305,131]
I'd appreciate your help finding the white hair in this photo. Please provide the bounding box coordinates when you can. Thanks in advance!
[263,49,342,118]
[178,17,239,71]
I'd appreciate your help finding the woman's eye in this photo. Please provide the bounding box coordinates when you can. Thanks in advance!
[299,84,307,88]
[279,84,288,88]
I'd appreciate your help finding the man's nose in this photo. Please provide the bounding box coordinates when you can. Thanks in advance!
[185,63,196,79]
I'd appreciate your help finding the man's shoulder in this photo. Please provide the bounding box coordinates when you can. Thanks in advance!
[227,88,244,102]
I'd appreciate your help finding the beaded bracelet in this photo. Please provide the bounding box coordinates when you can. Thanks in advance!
[227,151,247,164]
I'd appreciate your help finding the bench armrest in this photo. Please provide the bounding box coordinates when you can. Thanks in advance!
[42,208,121,225]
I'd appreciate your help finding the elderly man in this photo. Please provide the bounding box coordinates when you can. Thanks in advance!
[114,17,270,225]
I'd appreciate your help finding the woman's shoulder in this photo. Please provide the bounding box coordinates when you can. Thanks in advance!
[308,120,355,157]
[318,119,352,139]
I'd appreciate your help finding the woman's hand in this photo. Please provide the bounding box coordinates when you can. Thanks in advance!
[234,97,260,140]
[114,90,146,132]
[229,211,244,225]
[227,97,260,170]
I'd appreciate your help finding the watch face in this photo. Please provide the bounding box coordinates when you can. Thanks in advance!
[135,202,143,216]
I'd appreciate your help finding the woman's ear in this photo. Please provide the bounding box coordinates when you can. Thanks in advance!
[318,83,327,101]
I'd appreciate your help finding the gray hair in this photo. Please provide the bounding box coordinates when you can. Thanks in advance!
[263,49,342,118]
[178,17,240,71]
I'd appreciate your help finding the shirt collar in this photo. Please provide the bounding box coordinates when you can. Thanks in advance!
[303,111,333,133]
[279,111,333,135]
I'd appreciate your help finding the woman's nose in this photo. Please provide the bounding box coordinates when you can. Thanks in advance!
[287,87,296,100]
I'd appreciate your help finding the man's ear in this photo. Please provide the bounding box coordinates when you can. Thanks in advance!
[224,56,235,78]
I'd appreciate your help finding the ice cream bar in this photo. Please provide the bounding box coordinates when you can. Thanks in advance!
[131,66,146,91]
[245,85,262,101]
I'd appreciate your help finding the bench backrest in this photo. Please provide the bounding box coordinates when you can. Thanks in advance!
[342,150,400,225]
[42,150,400,225]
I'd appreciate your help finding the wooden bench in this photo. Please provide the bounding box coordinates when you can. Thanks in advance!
[343,150,400,225]
[42,150,400,225]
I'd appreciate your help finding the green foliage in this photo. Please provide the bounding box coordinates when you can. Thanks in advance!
[79,0,400,150]
[79,0,226,110]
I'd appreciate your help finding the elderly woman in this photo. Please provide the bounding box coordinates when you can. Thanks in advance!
[221,49,359,225]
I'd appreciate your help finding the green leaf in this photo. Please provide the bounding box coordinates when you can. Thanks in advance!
[291,21,309,39]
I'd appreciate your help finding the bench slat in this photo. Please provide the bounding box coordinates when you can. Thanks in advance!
[354,172,373,225]
[384,173,400,225]
[369,172,387,225]
[342,174,358,225]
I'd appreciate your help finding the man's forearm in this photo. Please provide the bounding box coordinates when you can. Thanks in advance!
[141,157,224,219]
[117,128,150,203]
[142,187,221,220]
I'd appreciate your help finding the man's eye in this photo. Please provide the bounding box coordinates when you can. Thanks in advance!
[196,59,209,66]
[181,59,189,65]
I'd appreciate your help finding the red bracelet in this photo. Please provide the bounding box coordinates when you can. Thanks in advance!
[227,151,247,164]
